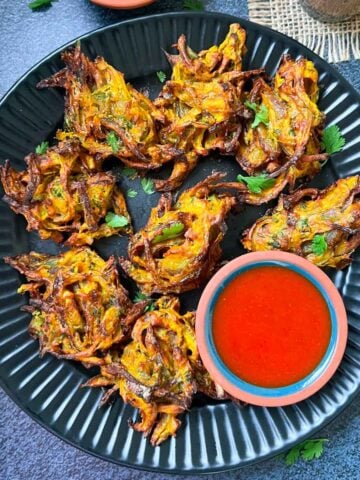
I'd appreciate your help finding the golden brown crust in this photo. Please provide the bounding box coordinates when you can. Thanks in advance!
[242,176,360,268]
[84,296,230,446]
[5,248,146,365]
[0,140,131,245]
[120,173,236,294]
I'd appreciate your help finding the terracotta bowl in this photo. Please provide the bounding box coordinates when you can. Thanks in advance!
[90,0,155,9]
[196,251,348,407]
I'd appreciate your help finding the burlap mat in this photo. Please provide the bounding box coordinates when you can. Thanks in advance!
[248,0,360,63]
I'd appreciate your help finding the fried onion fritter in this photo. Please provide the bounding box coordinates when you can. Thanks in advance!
[154,24,263,191]
[165,23,246,82]
[0,140,131,245]
[37,45,179,171]
[242,176,360,268]
[120,173,236,294]
[5,248,147,365]
[84,296,228,446]
[233,56,327,203]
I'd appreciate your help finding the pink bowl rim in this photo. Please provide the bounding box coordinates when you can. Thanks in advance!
[196,251,348,407]
[90,0,155,9]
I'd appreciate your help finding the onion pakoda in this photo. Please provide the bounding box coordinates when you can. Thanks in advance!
[37,45,179,171]
[242,176,360,268]
[154,24,263,190]
[234,56,327,203]
[5,248,147,365]
[0,140,131,245]
[85,296,228,446]
[120,173,236,294]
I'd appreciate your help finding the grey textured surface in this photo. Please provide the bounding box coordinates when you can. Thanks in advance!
[0,1,359,479]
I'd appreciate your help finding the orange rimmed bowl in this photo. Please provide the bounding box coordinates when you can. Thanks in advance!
[90,0,155,9]
[196,251,348,407]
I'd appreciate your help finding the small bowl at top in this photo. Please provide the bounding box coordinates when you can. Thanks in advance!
[90,0,155,9]
[196,251,348,407]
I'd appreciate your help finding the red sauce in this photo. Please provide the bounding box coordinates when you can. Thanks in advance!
[212,266,331,388]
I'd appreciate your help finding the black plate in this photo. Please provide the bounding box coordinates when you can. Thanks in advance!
[0,12,360,474]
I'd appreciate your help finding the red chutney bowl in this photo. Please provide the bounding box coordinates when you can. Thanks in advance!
[196,251,348,407]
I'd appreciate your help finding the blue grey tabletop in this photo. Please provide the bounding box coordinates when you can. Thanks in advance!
[0,1,359,479]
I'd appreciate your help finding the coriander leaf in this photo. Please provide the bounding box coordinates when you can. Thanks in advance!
[107,131,121,154]
[105,212,129,228]
[35,141,49,154]
[28,0,54,9]
[183,0,204,10]
[252,104,269,128]
[301,439,327,461]
[134,291,155,312]
[321,125,345,155]
[312,234,327,256]
[152,222,185,244]
[122,167,137,179]
[245,101,269,128]
[284,445,302,466]
[127,188,138,198]
[156,71,167,83]
[141,177,155,195]
[133,291,148,303]
[237,173,275,194]
[145,303,156,312]
[244,100,257,112]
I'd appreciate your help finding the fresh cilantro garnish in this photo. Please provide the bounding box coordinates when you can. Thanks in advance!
[134,291,148,302]
[152,222,185,244]
[183,0,204,10]
[35,141,49,154]
[106,131,121,154]
[244,100,269,128]
[237,173,275,194]
[312,234,328,256]
[105,212,129,228]
[321,125,345,155]
[133,291,155,312]
[141,177,155,195]
[127,188,138,198]
[284,439,328,465]
[122,167,137,179]
[28,0,54,9]
[156,71,167,83]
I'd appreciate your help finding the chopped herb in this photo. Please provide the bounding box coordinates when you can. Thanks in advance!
[105,212,129,228]
[106,131,121,154]
[28,0,54,9]
[284,439,328,465]
[141,177,155,195]
[284,444,302,466]
[134,291,155,312]
[244,101,269,128]
[237,173,275,194]
[311,234,327,256]
[156,71,167,83]
[152,222,185,244]
[122,167,137,179]
[127,188,138,198]
[134,291,148,303]
[145,303,156,312]
[35,141,49,154]
[183,0,204,10]
[321,125,345,155]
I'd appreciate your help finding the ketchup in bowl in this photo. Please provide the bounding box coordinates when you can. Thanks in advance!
[196,252,348,406]
[212,265,331,388]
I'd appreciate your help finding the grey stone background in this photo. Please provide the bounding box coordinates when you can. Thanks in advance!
[0,1,359,479]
